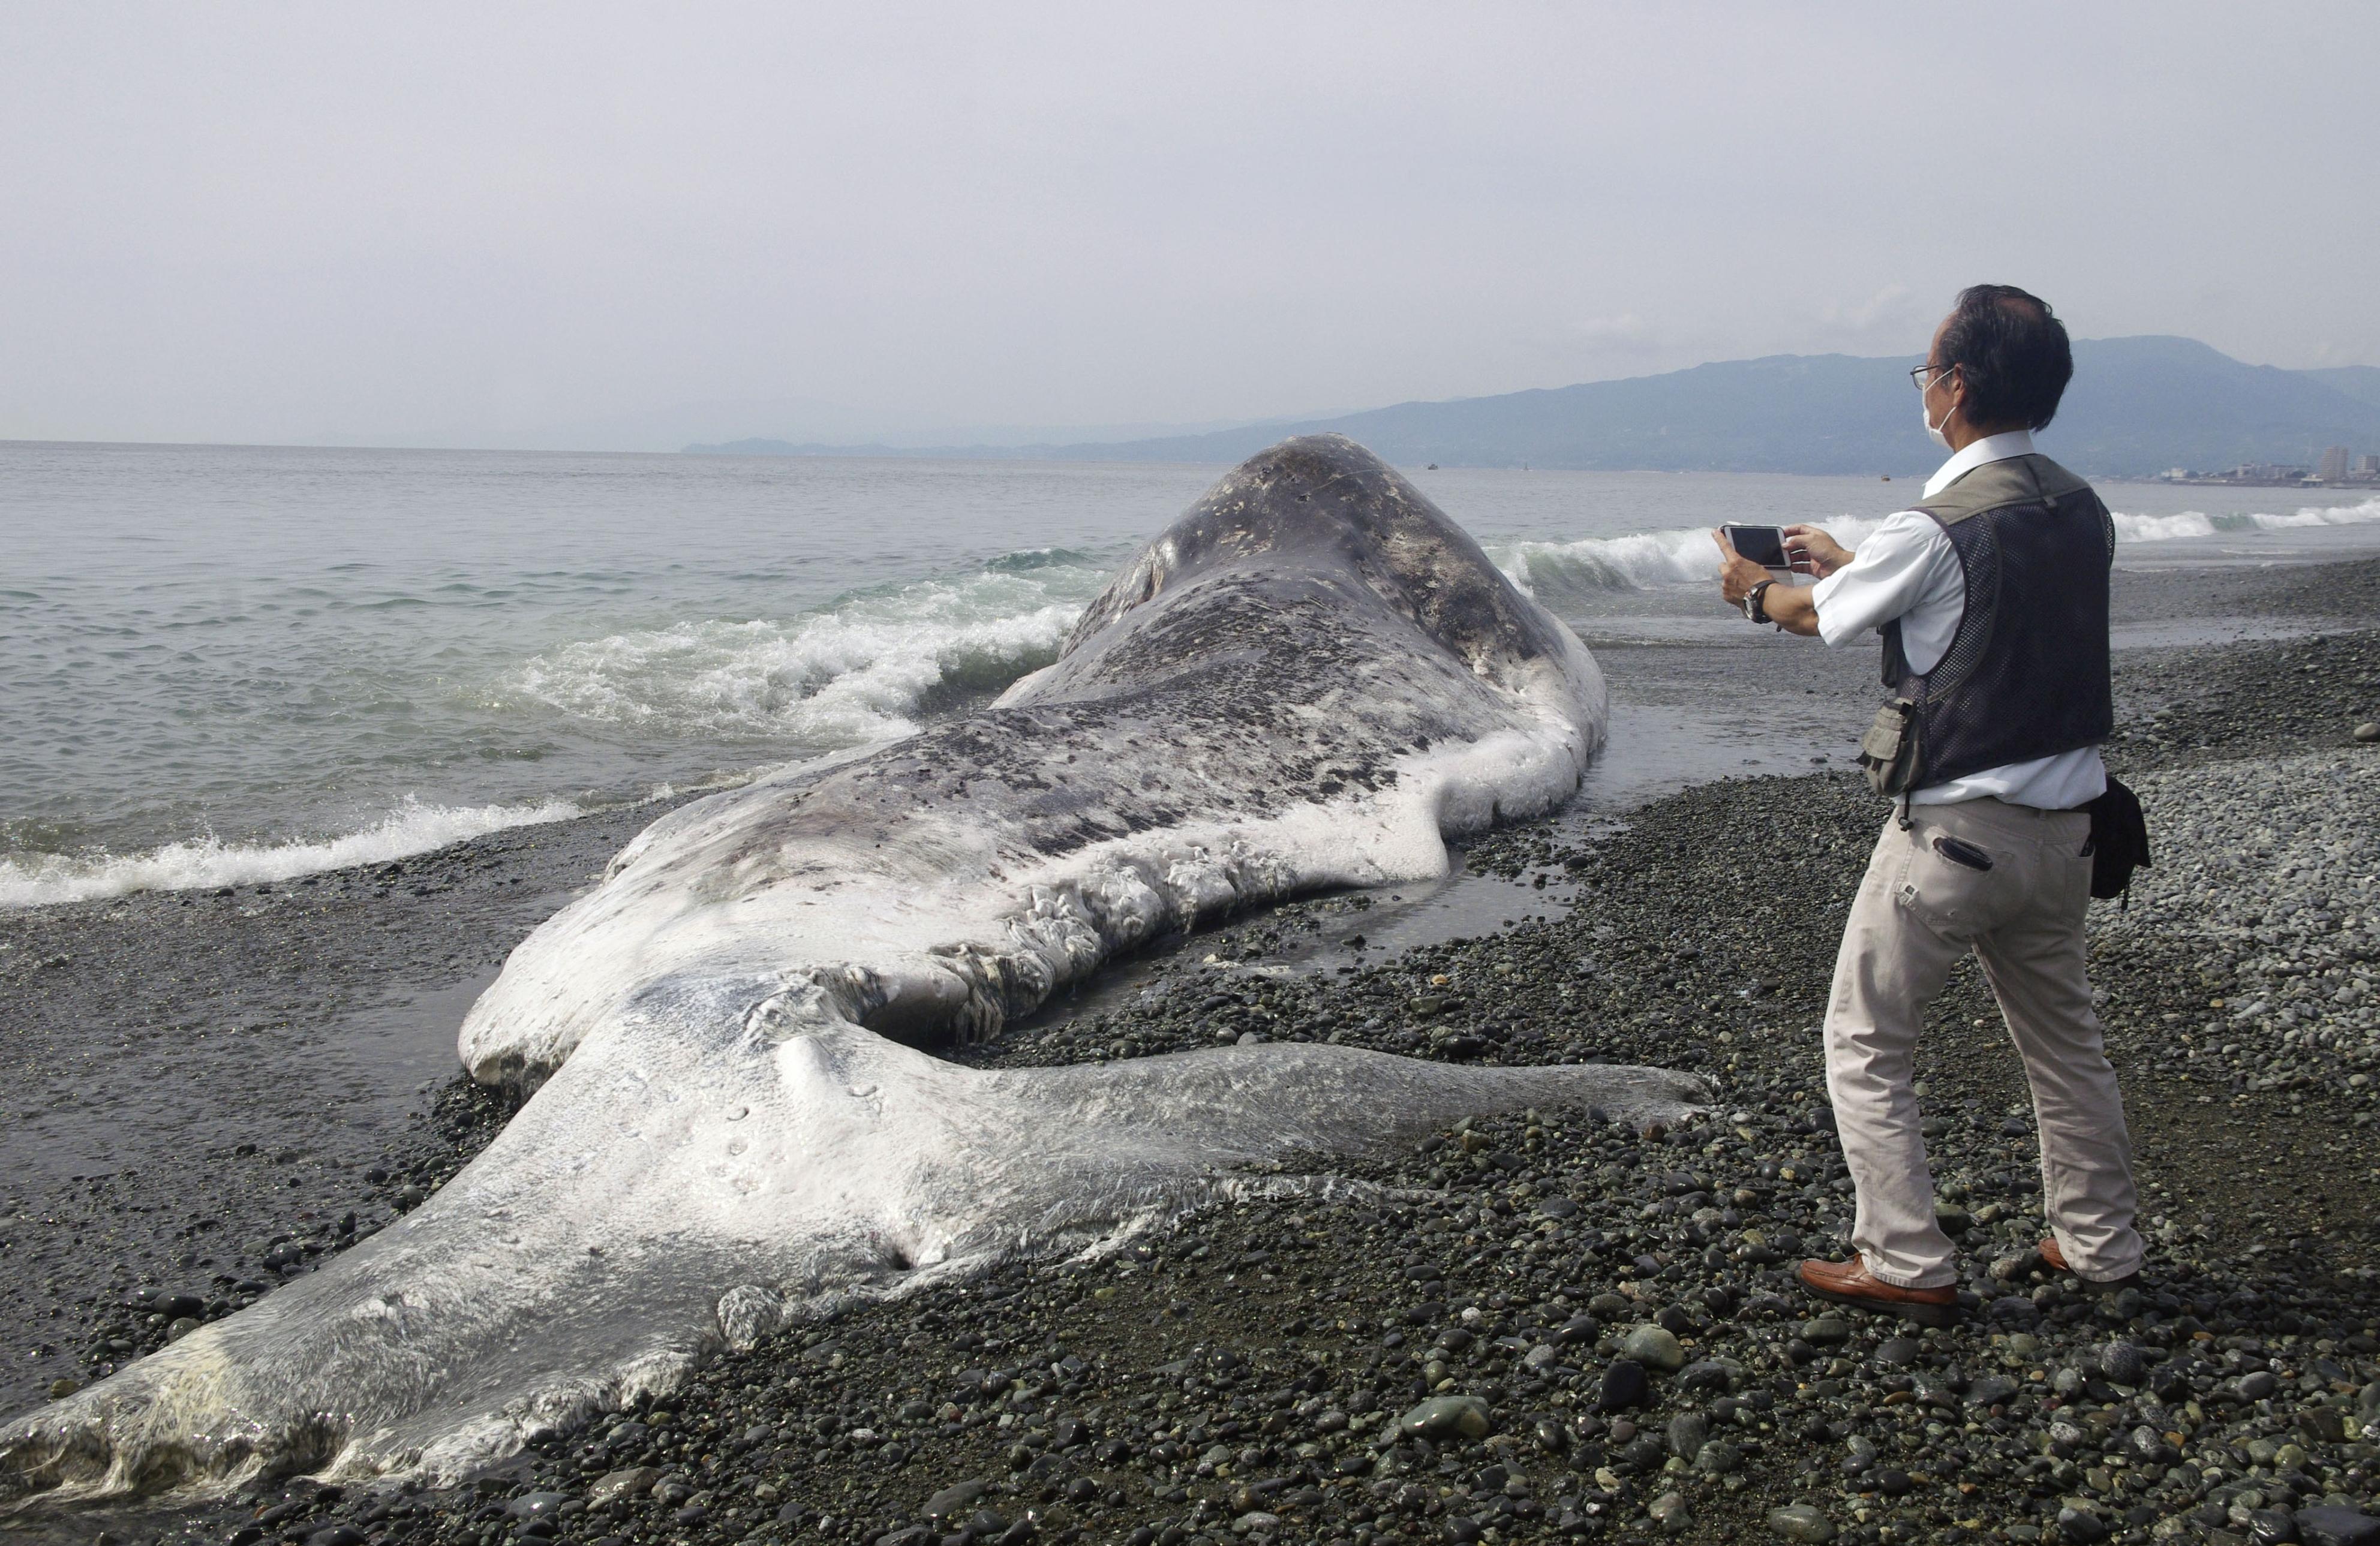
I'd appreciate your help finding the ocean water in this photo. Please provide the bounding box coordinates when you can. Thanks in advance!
[6,439,2379,907]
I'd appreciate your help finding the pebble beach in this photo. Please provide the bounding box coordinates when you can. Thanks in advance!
[7,562,2380,1546]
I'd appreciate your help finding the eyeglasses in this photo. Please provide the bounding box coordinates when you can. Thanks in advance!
[1910,363,1957,392]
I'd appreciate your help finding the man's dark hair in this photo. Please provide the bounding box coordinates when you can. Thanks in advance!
[1937,284,2073,431]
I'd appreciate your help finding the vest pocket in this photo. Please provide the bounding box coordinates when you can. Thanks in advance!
[1858,699,1921,796]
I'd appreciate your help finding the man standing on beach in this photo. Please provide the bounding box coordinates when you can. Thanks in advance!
[1711,285,2144,1324]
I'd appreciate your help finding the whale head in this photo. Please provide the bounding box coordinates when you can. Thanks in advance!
[1054,434,1574,697]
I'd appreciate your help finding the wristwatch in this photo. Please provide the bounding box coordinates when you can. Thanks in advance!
[1742,579,1774,625]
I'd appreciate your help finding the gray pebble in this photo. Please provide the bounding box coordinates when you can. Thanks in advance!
[2246,1508,2300,1546]
[1873,1336,1922,1367]
[2298,1505,2380,1546]
[2097,1340,2147,1386]
[1677,1356,1742,1392]
[1621,1324,1685,1372]
[1768,1503,1838,1543]
[1966,1374,2018,1407]
[2057,1505,2112,1544]
[586,1468,658,1506]
[1396,1394,1490,1441]
[922,1479,990,1521]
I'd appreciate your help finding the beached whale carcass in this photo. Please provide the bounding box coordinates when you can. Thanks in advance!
[1,435,1705,1503]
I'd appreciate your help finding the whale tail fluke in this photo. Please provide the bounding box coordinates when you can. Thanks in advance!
[0,1172,755,1505]
[5,1031,1703,1508]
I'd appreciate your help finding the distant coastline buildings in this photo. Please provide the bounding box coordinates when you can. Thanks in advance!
[2157,445,2380,488]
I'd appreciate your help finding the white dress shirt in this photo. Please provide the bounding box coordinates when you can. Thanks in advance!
[1810,430,2108,810]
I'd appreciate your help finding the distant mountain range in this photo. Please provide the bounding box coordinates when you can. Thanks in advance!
[2304,365,2380,410]
[686,336,2380,477]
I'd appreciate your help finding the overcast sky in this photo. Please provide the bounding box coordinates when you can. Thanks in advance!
[4,2,2375,449]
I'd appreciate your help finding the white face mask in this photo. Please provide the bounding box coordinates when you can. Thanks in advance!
[1920,368,1956,449]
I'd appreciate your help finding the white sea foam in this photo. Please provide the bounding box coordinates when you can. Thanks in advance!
[1489,516,1889,597]
[0,796,585,909]
[513,566,1104,745]
[2136,494,2380,538]
[1492,496,2380,597]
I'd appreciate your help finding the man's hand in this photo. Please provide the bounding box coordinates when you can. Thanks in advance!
[1782,524,1853,578]
[1710,528,1822,637]
[1712,529,1771,606]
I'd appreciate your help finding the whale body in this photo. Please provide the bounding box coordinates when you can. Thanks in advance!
[2,435,1703,1504]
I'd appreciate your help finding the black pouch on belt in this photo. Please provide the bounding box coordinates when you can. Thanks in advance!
[1856,699,1920,798]
[2082,775,2151,902]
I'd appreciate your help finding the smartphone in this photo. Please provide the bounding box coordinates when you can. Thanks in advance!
[1721,523,1793,572]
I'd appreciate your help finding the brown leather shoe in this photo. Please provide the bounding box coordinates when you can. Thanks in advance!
[1796,1257,1960,1327]
[2038,1237,2141,1291]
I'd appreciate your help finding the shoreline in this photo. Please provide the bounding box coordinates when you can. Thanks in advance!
[5,542,2379,916]
[6,563,2380,1545]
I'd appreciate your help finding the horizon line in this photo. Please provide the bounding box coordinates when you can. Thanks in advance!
[5,334,2372,459]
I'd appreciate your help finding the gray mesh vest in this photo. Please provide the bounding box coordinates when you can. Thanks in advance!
[1880,453,2115,791]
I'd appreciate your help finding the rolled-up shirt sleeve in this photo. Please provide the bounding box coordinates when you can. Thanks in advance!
[1808,510,1958,649]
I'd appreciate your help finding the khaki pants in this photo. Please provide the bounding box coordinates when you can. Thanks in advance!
[1824,797,2143,1288]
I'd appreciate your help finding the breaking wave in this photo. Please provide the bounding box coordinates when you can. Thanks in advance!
[2108,496,2380,543]
[1488,519,1890,598]
[513,560,1109,745]
[0,795,585,909]
[1492,496,2380,600]
[0,551,1119,907]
